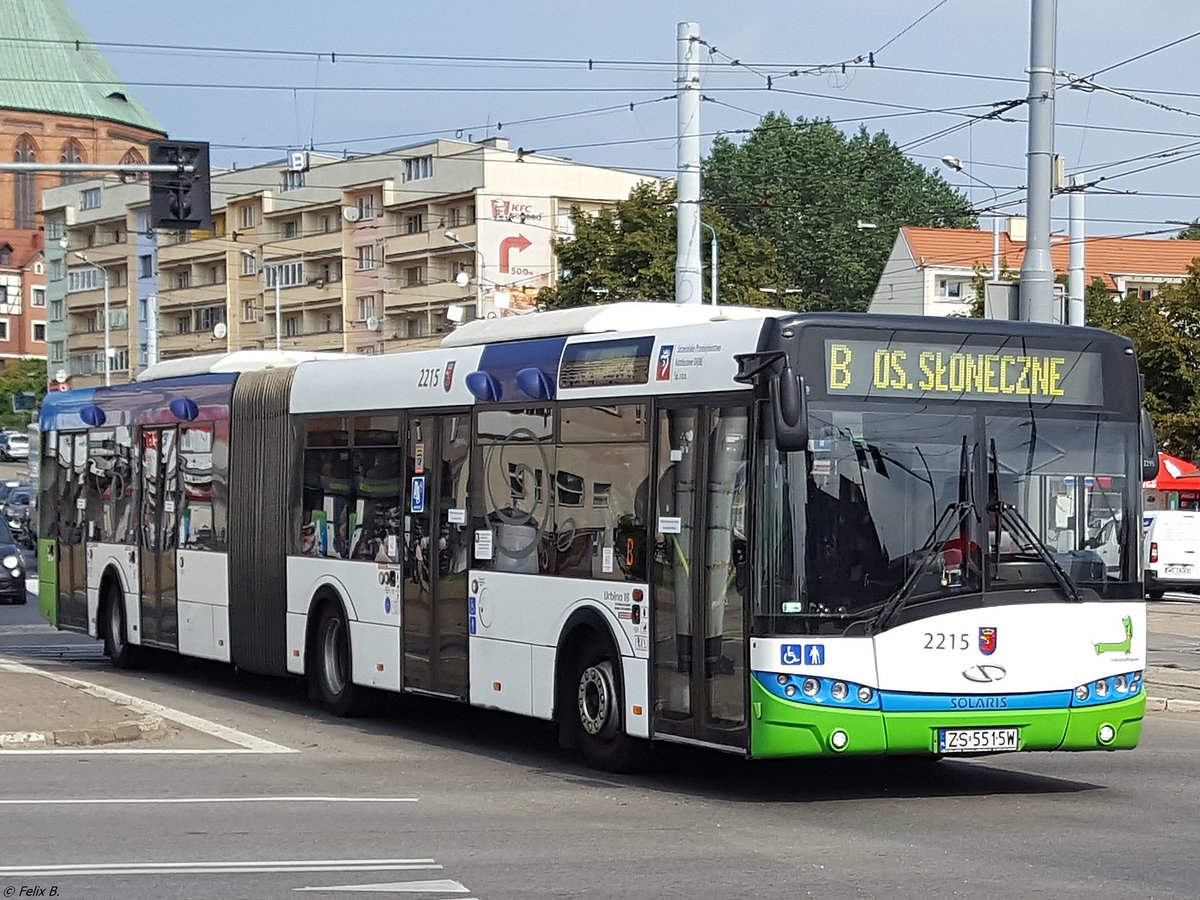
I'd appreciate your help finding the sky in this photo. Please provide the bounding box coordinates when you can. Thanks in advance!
[66,0,1200,238]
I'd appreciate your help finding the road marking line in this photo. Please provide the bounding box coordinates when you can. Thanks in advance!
[0,748,295,756]
[0,864,442,876]
[0,657,296,753]
[294,879,470,894]
[0,797,418,805]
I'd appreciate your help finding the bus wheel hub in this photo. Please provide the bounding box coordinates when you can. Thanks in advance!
[578,663,615,736]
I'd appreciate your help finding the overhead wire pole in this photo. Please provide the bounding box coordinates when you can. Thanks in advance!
[1019,0,1058,323]
[675,21,703,305]
[1067,175,1086,326]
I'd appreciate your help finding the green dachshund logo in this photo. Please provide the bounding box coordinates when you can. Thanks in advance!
[1094,616,1133,655]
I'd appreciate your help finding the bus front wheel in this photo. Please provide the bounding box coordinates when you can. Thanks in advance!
[570,634,646,773]
[313,604,363,717]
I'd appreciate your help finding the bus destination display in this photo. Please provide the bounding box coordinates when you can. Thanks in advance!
[824,338,1104,404]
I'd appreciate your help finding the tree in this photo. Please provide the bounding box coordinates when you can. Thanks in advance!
[703,113,976,311]
[0,359,46,431]
[1087,271,1200,460]
[537,181,789,309]
[1175,219,1200,241]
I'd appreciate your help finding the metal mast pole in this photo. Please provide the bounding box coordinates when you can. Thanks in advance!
[102,269,111,386]
[1067,175,1085,326]
[1019,0,1058,322]
[675,21,703,305]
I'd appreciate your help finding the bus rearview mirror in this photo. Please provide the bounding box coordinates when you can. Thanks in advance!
[771,364,808,453]
[1140,409,1159,482]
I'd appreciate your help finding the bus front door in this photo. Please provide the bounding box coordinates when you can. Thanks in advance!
[402,413,471,699]
[55,432,88,631]
[138,427,180,649]
[651,403,749,749]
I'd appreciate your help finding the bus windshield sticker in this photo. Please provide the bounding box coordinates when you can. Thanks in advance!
[658,516,682,534]
[602,547,615,573]
[824,339,1104,405]
[447,507,467,524]
[410,476,425,513]
[474,529,494,561]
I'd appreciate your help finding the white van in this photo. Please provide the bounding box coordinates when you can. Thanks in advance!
[1144,510,1200,599]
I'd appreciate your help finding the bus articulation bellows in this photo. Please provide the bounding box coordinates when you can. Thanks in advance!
[37,303,1156,769]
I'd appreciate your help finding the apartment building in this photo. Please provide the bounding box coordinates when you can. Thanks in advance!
[0,228,47,362]
[42,138,654,387]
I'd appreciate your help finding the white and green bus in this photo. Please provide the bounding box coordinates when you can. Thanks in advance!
[37,303,1156,769]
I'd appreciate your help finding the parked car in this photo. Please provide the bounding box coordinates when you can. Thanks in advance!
[0,518,26,604]
[0,480,24,510]
[1144,510,1200,599]
[1,433,30,461]
[5,489,33,542]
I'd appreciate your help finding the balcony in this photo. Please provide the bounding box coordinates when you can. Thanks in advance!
[74,240,130,267]
[384,278,473,312]
[156,283,228,309]
[157,330,223,358]
[64,286,108,309]
[156,239,227,266]
[265,230,343,257]
[384,223,476,260]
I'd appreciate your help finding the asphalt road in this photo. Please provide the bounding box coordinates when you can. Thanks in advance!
[2,593,1200,900]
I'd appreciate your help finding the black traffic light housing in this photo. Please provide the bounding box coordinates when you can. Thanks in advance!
[148,140,212,231]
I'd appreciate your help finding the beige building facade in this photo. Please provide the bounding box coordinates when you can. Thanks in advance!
[42,138,654,387]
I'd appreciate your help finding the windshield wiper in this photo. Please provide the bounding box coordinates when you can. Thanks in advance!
[866,499,972,636]
[988,439,1081,603]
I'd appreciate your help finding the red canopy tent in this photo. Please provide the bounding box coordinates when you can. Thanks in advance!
[1144,453,1200,491]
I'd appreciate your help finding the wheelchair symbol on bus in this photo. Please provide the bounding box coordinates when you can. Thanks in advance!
[781,644,825,666]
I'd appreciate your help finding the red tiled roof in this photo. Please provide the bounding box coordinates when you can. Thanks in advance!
[901,226,1200,290]
[0,229,44,269]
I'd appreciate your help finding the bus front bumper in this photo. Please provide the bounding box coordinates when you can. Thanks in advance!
[748,676,1146,759]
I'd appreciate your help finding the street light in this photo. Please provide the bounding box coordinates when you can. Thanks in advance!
[73,252,111,386]
[243,248,281,351]
[942,154,1001,280]
[445,230,483,319]
[699,219,719,306]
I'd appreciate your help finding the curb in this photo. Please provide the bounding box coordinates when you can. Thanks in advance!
[0,713,167,749]
[1147,695,1200,713]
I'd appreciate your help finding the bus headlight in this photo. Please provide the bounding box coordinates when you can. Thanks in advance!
[1114,675,1128,693]
[1075,685,1090,702]
[857,686,874,704]
[802,677,820,697]
[830,681,849,701]
[1095,679,1109,698]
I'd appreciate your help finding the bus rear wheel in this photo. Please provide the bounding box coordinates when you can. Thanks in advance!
[1147,590,1165,600]
[570,635,646,773]
[313,604,363,717]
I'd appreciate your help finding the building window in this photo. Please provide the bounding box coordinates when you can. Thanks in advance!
[196,306,224,331]
[240,205,256,229]
[356,244,376,270]
[31,287,45,308]
[59,140,85,184]
[120,148,147,182]
[937,278,964,300]
[405,213,423,235]
[241,253,258,276]
[242,300,256,322]
[66,267,100,292]
[81,188,101,210]
[282,170,305,192]
[0,319,10,341]
[46,218,64,241]
[356,295,376,322]
[265,261,303,288]
[50,260,64,282]
[32,322,46,342]
[13,135,36,229]
[355,195,376,220]
[319,261,340,283]
[138,255,153,279]
[406,317,422,338]
[404,266,424,286]
[281,219,299,239]
[323,313,340,332]
[284,315,300,337]
[49,340,64,363]
[209,264,225,285]
[174,270,191,289]
[404,155,433,182]
[176,315,192,334]
[0,247,10,266]
[50,298,63,320]
[321,214,341,234]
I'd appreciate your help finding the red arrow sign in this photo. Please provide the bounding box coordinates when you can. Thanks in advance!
[499,234,532,273]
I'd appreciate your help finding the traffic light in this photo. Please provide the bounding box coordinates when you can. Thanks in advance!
[149,140,212,231]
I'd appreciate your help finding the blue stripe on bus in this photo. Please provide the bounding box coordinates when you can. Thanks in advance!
[476,337,566,403]
[878,690,1074,713]
[40,374,236,432]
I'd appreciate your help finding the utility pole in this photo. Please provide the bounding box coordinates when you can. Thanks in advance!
[146,293,159,366]
[1019,0,1058,323]
[699,219,719,306]
[1067,175,1085,326]
[675,21,703,305]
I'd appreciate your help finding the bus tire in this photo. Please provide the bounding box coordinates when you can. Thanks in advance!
[569,633,646,773]
[101,583,138,669]
[1147,590,1165,601]
[313,603,363,717]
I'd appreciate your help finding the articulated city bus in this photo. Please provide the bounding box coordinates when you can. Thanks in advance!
[37,303,1157,769]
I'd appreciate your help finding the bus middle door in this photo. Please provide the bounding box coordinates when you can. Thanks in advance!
[139,426,181,649]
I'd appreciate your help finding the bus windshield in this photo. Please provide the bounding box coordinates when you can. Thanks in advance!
[754,404,1140,634]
